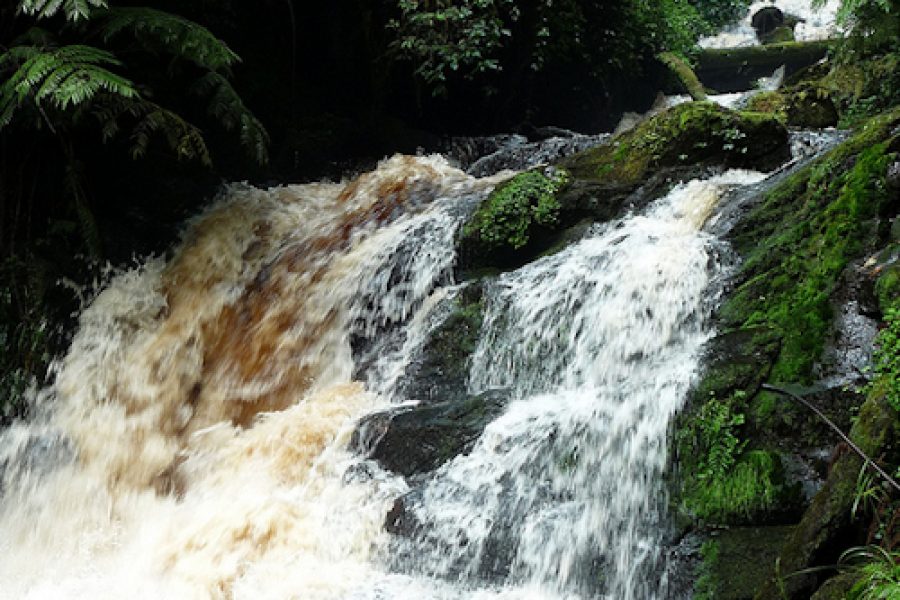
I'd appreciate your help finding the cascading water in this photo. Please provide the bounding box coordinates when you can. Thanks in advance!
[0,138,776,599]
[375,171,766,600]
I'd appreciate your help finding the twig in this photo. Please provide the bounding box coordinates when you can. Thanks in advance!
[762,383,900,494]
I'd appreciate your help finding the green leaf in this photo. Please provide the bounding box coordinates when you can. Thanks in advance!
[99,7,240,72]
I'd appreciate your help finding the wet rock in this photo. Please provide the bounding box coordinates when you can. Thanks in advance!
[809,572,861,599]
[887,160,900,192]
[785,85,839,128]
[754,394,897,600]
[396,283,485,404]
[693,526,795,600]
[751,7,785,41]
[358,389,509,477]
[560,102,790,187]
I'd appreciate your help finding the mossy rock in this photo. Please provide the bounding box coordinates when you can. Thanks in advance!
[723,107,900,387]
[761,26,796,45]
[396,282,486,404]
[677,107,900,534]
[745,86,838,128]
[784,84,839,128]
[694,526,795,600]
[777,54,900,128]
[560,102,789,186]
[746,91,789,119]
[457,168,573,272]
[809,573,863,600]
[754,393,899,600]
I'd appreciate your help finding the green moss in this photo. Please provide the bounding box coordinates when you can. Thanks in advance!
[561,102,787,185]
[696,527,796,600]
[693,540,720,600]
[746,91,788,120]
[868,308,900,412]
[685,450,787,523]
[754,393,898,600]
[679,108,900,531]
[658,51,707,100]
[760,26,795,44]
[462,168,570,251]
[725,108,900,386]
[875,264,900,314]
[697,40,834,72]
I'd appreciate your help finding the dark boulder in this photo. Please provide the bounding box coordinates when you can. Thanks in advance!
[356,389,509,478]
[752,7,785,40]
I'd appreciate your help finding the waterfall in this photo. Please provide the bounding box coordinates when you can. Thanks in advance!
[0,155,504,599]
[0,144,791,597]
[375,171,766,600]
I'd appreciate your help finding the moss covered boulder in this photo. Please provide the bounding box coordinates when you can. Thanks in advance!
[745,85,839,128]
[457,168,573,272]
[693,526,795,600]
[396,283,485,404]
[677,107,900,535]
[560,103,789,186]
[753,393,898,600]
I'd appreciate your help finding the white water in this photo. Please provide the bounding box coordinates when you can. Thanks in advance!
[0,148,771,598]
[699,0,842,48]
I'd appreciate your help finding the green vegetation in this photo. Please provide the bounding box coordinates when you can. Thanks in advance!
[679,394,788,522]
[1,2,268,168]
[462,168,569,250]
[562,102,787,185]
[723,108,899,385]
[0,257,52,424]
[869,308,900,413]
[845,547,900,600]
[388,0,752,98]
[693,540,720,600]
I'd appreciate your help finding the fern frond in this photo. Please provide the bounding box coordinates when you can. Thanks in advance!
[100,7,239,72]
[0,44,137,128]
[105,96,212,166]
[192,72,269,164]
[11,26,57,48]
[18,0,107,22]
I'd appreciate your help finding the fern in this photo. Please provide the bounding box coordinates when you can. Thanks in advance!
[0,44,137,127]
[100,7,239,72]
[105,96,212,166]
[192,72,269,164]
[19,0,107,22]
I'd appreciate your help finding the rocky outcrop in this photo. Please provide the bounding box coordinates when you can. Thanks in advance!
[560,102,789,186]
[679,107,900,596]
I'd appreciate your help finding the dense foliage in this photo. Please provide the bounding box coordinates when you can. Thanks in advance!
[389,0,750,99]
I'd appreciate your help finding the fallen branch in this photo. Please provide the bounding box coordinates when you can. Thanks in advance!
[762,383,900,494]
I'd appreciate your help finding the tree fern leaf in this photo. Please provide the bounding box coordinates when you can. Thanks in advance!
[0,44,136,128]
[120,98,211,166]
[19,0,106,21]
[100,7,239,72]
[191,72,269,164]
